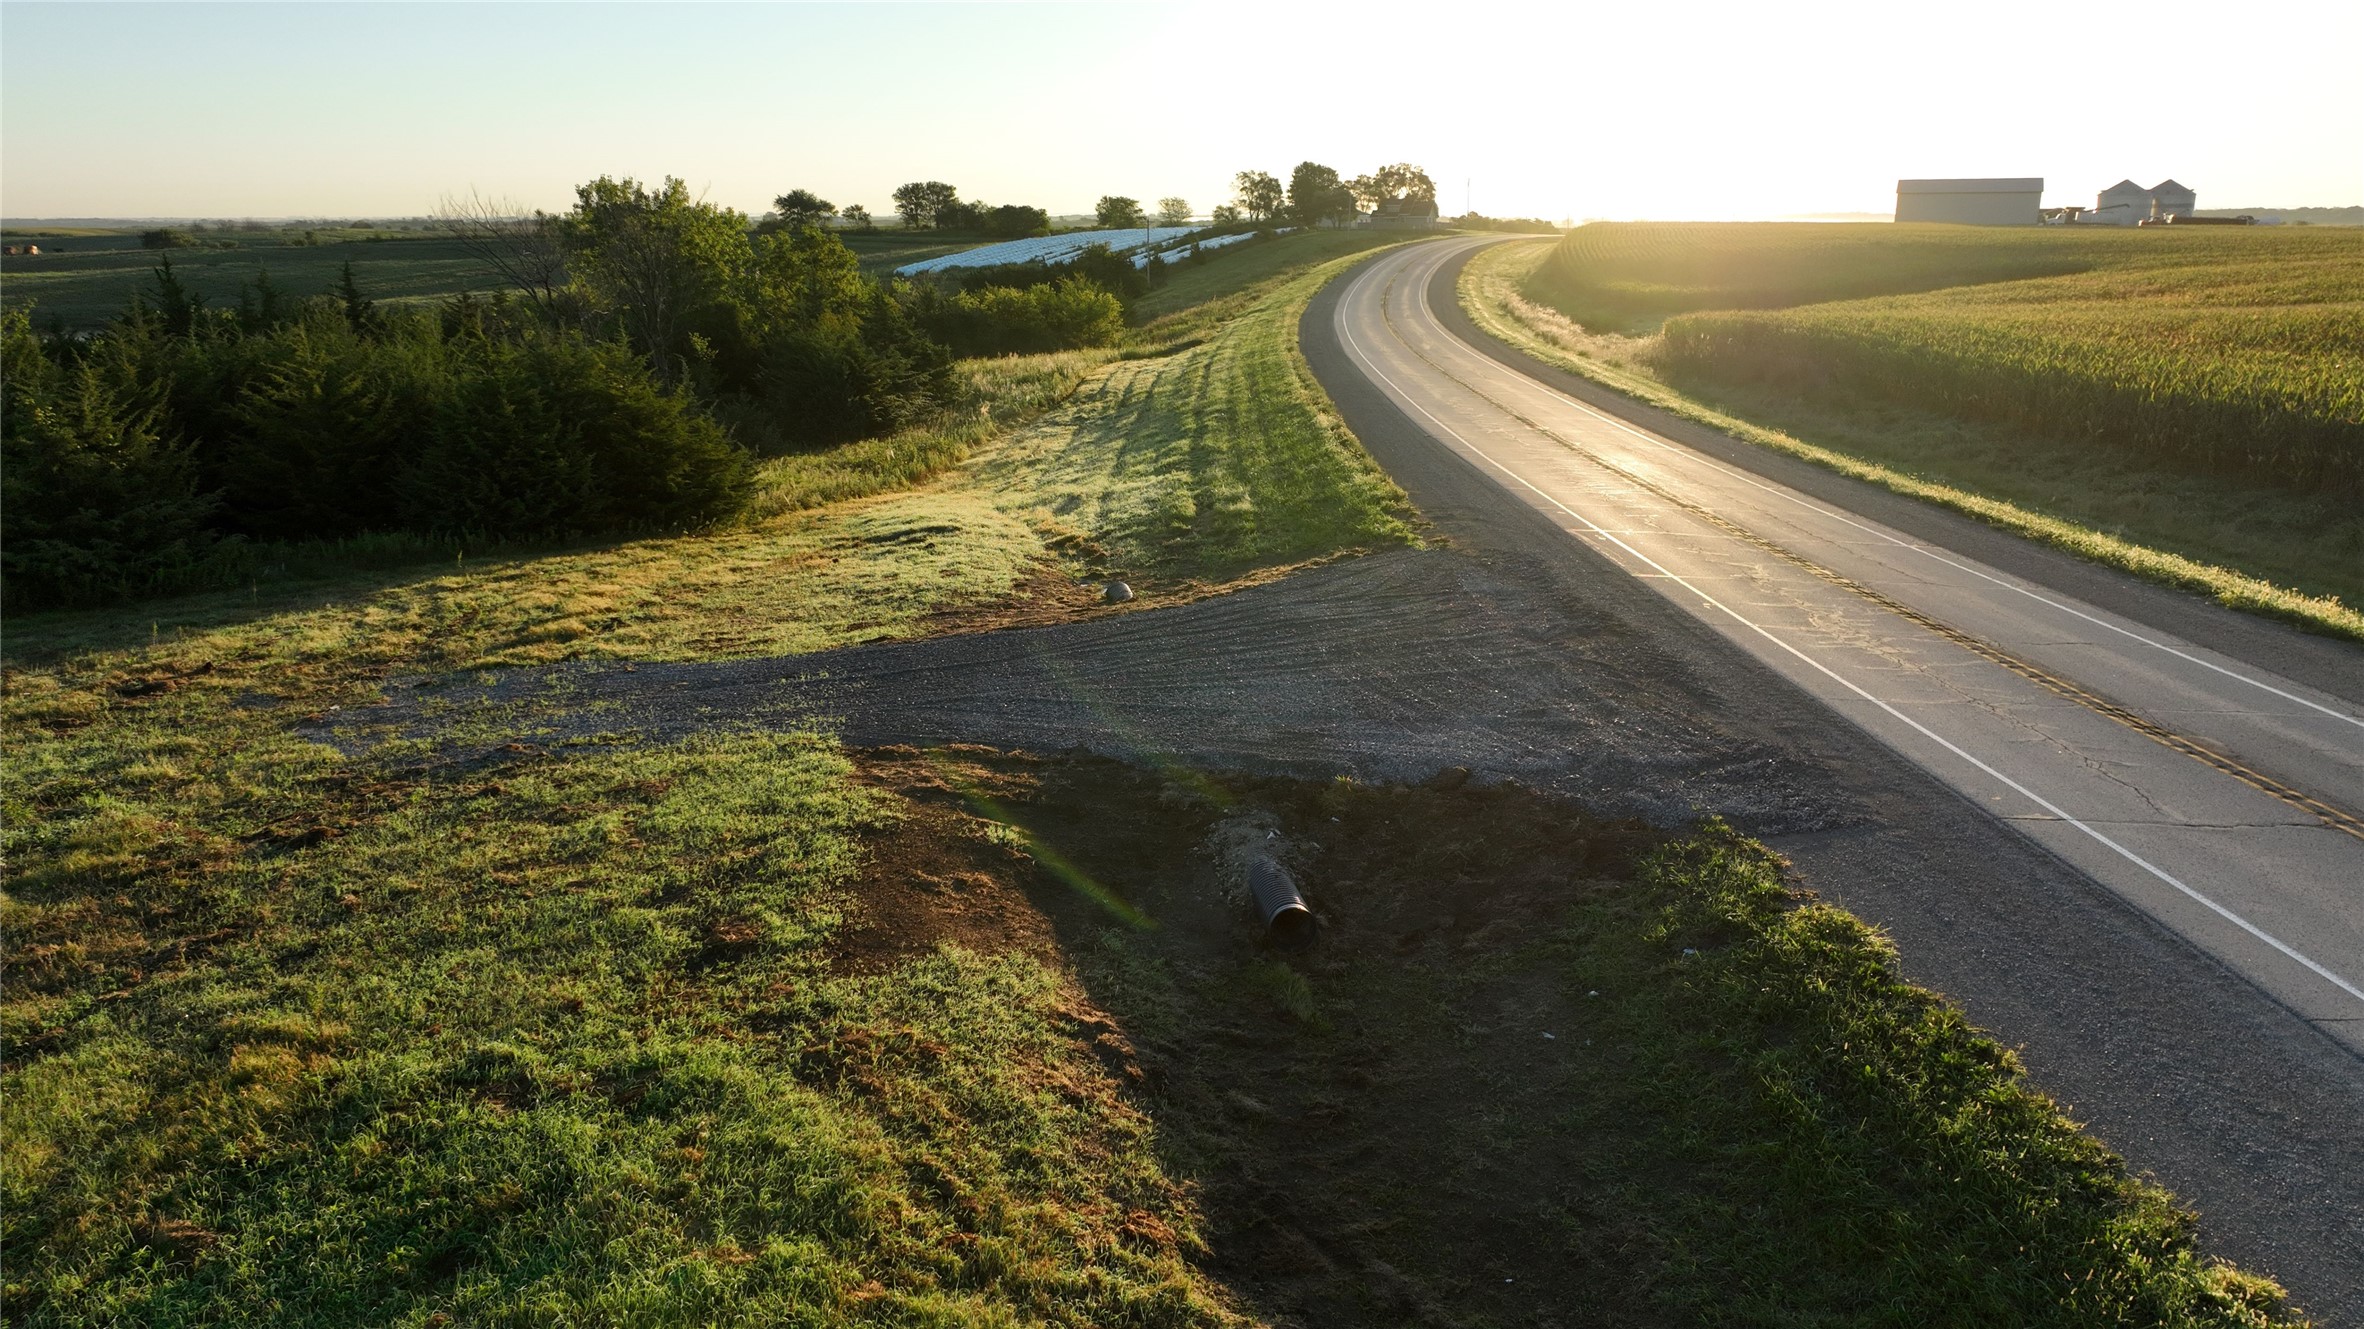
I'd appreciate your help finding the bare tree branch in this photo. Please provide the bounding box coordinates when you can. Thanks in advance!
[435,190,569,324]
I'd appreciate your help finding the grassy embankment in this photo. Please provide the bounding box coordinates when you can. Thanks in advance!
[4,230,2302,1324]
[1465,225,2364,640]
[0,233,1416,1324]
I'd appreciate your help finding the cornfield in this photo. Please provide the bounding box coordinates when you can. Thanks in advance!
[1527,223,2364,495]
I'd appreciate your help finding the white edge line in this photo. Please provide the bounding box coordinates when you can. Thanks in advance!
[1408,242,2364,732]
[1336,259,2364,1008]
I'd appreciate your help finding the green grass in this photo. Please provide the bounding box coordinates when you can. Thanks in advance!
[1129,231,1401,346]
[1469,236,2364,640]
[1,237,1423,1325]
[975,245,1418,586]
[6,233,2298,1325]
[1592,827,2286,1323]
[3,720,1230,1324]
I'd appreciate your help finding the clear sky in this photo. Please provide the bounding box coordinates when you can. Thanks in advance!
[4,0,2359,222]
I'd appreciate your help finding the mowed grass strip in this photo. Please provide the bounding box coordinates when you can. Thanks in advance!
[1577,824,2295,1325]
[973,244,1417,585]
[1470,235,2364,639]
[1128,231,1401,348]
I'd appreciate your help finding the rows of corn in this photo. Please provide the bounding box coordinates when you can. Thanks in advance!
[1526,223,2364,497]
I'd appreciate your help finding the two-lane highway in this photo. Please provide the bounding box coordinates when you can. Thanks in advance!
[1337,236,2364,1047]
[1304,236,2364,1314]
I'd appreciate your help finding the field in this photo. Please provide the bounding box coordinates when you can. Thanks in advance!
[892,226,1202,275]
[0,222,1331,333]
[1524,223,2141,331]
[0,229,512,331]
[0,227,994,330]
[1485,225,2364,634]
[834,229,986,277]
[3,233,2300,1325]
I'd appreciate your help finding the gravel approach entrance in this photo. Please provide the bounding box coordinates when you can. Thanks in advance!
[363,544,1849,836]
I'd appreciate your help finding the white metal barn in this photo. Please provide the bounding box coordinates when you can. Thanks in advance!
[2091,179,2152,225]
[1894,178,2044,225]
[2087,178,2198,225]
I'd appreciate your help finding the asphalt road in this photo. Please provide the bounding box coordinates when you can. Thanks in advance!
[1305,237,2364,1318]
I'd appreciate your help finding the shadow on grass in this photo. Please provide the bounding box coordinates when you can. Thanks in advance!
[941,751,2295,1328]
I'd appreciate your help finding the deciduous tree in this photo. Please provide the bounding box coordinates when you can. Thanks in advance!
[1095,195,1145,229]
[984,204,1049,238]
[935,198,988,231]
[1233,170,1284,223]
[891,181,960,229]
[559,176,750,382]
[770,188,835,230]
[1349,165,1437,212]
[1157,197,1192,227]
[1286,163,1357,227]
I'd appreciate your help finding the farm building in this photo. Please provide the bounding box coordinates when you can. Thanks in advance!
[2091,179,2150,225]
[1369,197,1441,229]
[2088,178,2197,225]
[1894,178,2044,226]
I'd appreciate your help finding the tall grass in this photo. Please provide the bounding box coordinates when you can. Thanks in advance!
[743,349,1112,521]
[1526,224,2364,497]
[1526,221,2130,330]
[1470,238,2364,639]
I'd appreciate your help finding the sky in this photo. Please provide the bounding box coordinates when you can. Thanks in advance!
[4,0,2360,223]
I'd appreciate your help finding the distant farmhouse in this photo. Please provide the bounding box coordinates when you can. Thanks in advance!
[1361,197,1441,230]
[1894,178,2044,226]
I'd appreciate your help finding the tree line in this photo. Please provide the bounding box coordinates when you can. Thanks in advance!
[6,162,1452,610]
[822,161,1442,237]
[1228,162,1438,228]
[1,176,1138,611]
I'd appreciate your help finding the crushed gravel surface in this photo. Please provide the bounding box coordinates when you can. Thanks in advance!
[364,544,1849,835]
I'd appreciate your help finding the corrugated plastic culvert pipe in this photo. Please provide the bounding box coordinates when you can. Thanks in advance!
[1247,854,1316,948]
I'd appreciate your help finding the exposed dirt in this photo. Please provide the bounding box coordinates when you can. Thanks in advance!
[913,562,1113,639]
[828,745,1069,975]
[836,745,1684,1327]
